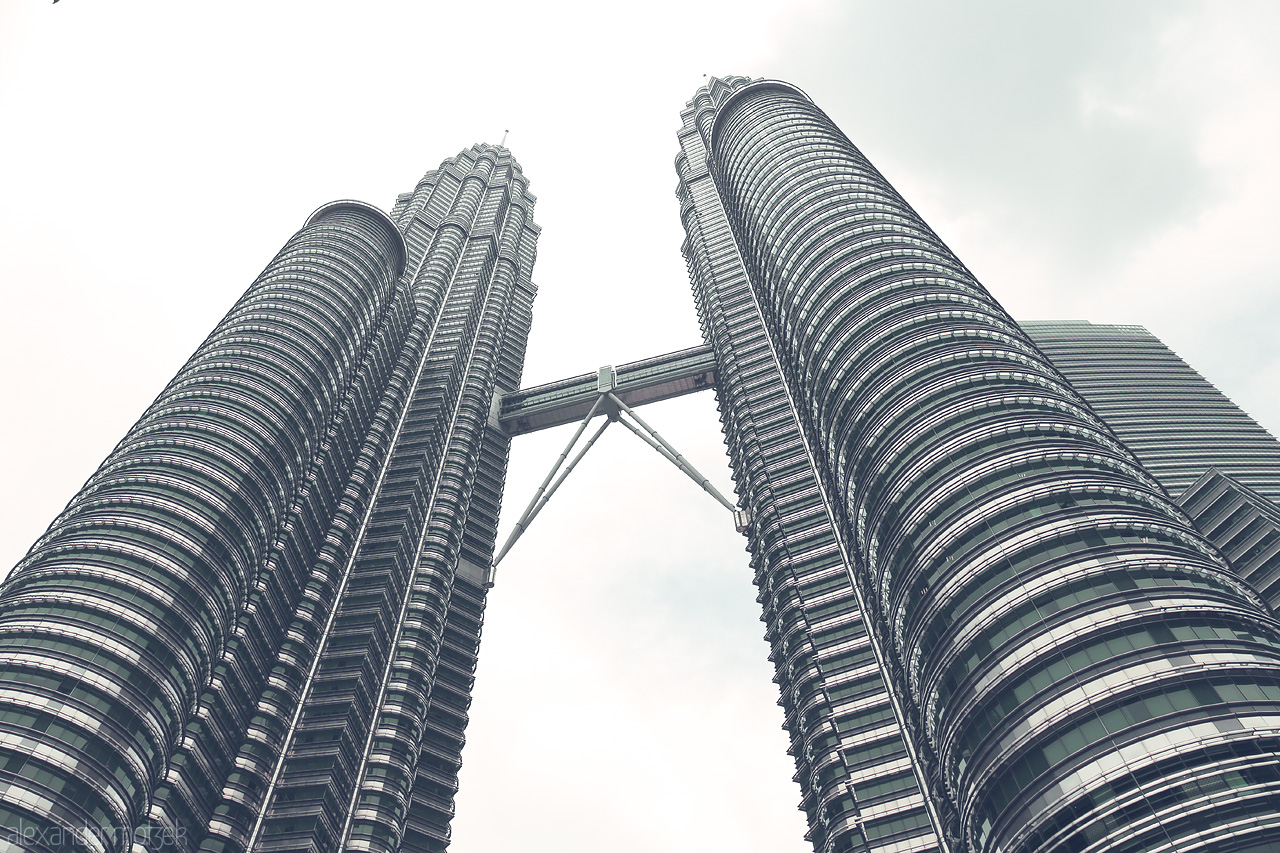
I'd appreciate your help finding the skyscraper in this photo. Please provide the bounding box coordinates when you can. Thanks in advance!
[0,145,538,853]
[1022,321,1280,608]
[676,76,1280,853]
[1020,321,1280,504]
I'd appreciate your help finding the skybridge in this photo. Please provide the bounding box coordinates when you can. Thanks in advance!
[491,343,747,570]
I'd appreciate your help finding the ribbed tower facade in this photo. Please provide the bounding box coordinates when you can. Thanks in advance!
[677,83,941,853]
[677,77,1280,853]
[0,145,538,853]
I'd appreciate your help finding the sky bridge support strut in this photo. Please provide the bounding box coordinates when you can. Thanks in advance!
[490,349,744,577]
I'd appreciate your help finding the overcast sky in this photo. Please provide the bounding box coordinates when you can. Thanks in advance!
[2,2,1278,851]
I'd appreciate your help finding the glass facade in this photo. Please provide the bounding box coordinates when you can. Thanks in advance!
[1022,321,1280,608]
[0,146,538,853]
[677,77,1280,853]
[1179,471,1280,608]
[1020,321,1280,504]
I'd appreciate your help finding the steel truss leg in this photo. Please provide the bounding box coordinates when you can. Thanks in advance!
[491,394,608,571]
[490,388,742,578]
[606,391,737,512]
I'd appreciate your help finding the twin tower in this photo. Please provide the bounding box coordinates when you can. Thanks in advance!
[4,77,1280,853]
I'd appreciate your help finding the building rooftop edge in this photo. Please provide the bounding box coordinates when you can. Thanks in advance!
[304,199,409,277]
[707,78,813,154]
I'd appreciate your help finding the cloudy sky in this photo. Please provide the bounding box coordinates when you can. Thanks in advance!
[2,1,1278,850]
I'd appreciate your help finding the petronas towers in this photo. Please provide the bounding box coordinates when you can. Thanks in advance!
[4,78,1280,853]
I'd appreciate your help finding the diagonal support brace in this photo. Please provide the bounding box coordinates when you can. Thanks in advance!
[491,394,608,574]
[489,375,744,581]
[492,417,611,571]
[523,418,613,533]
[606,391,737,513]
